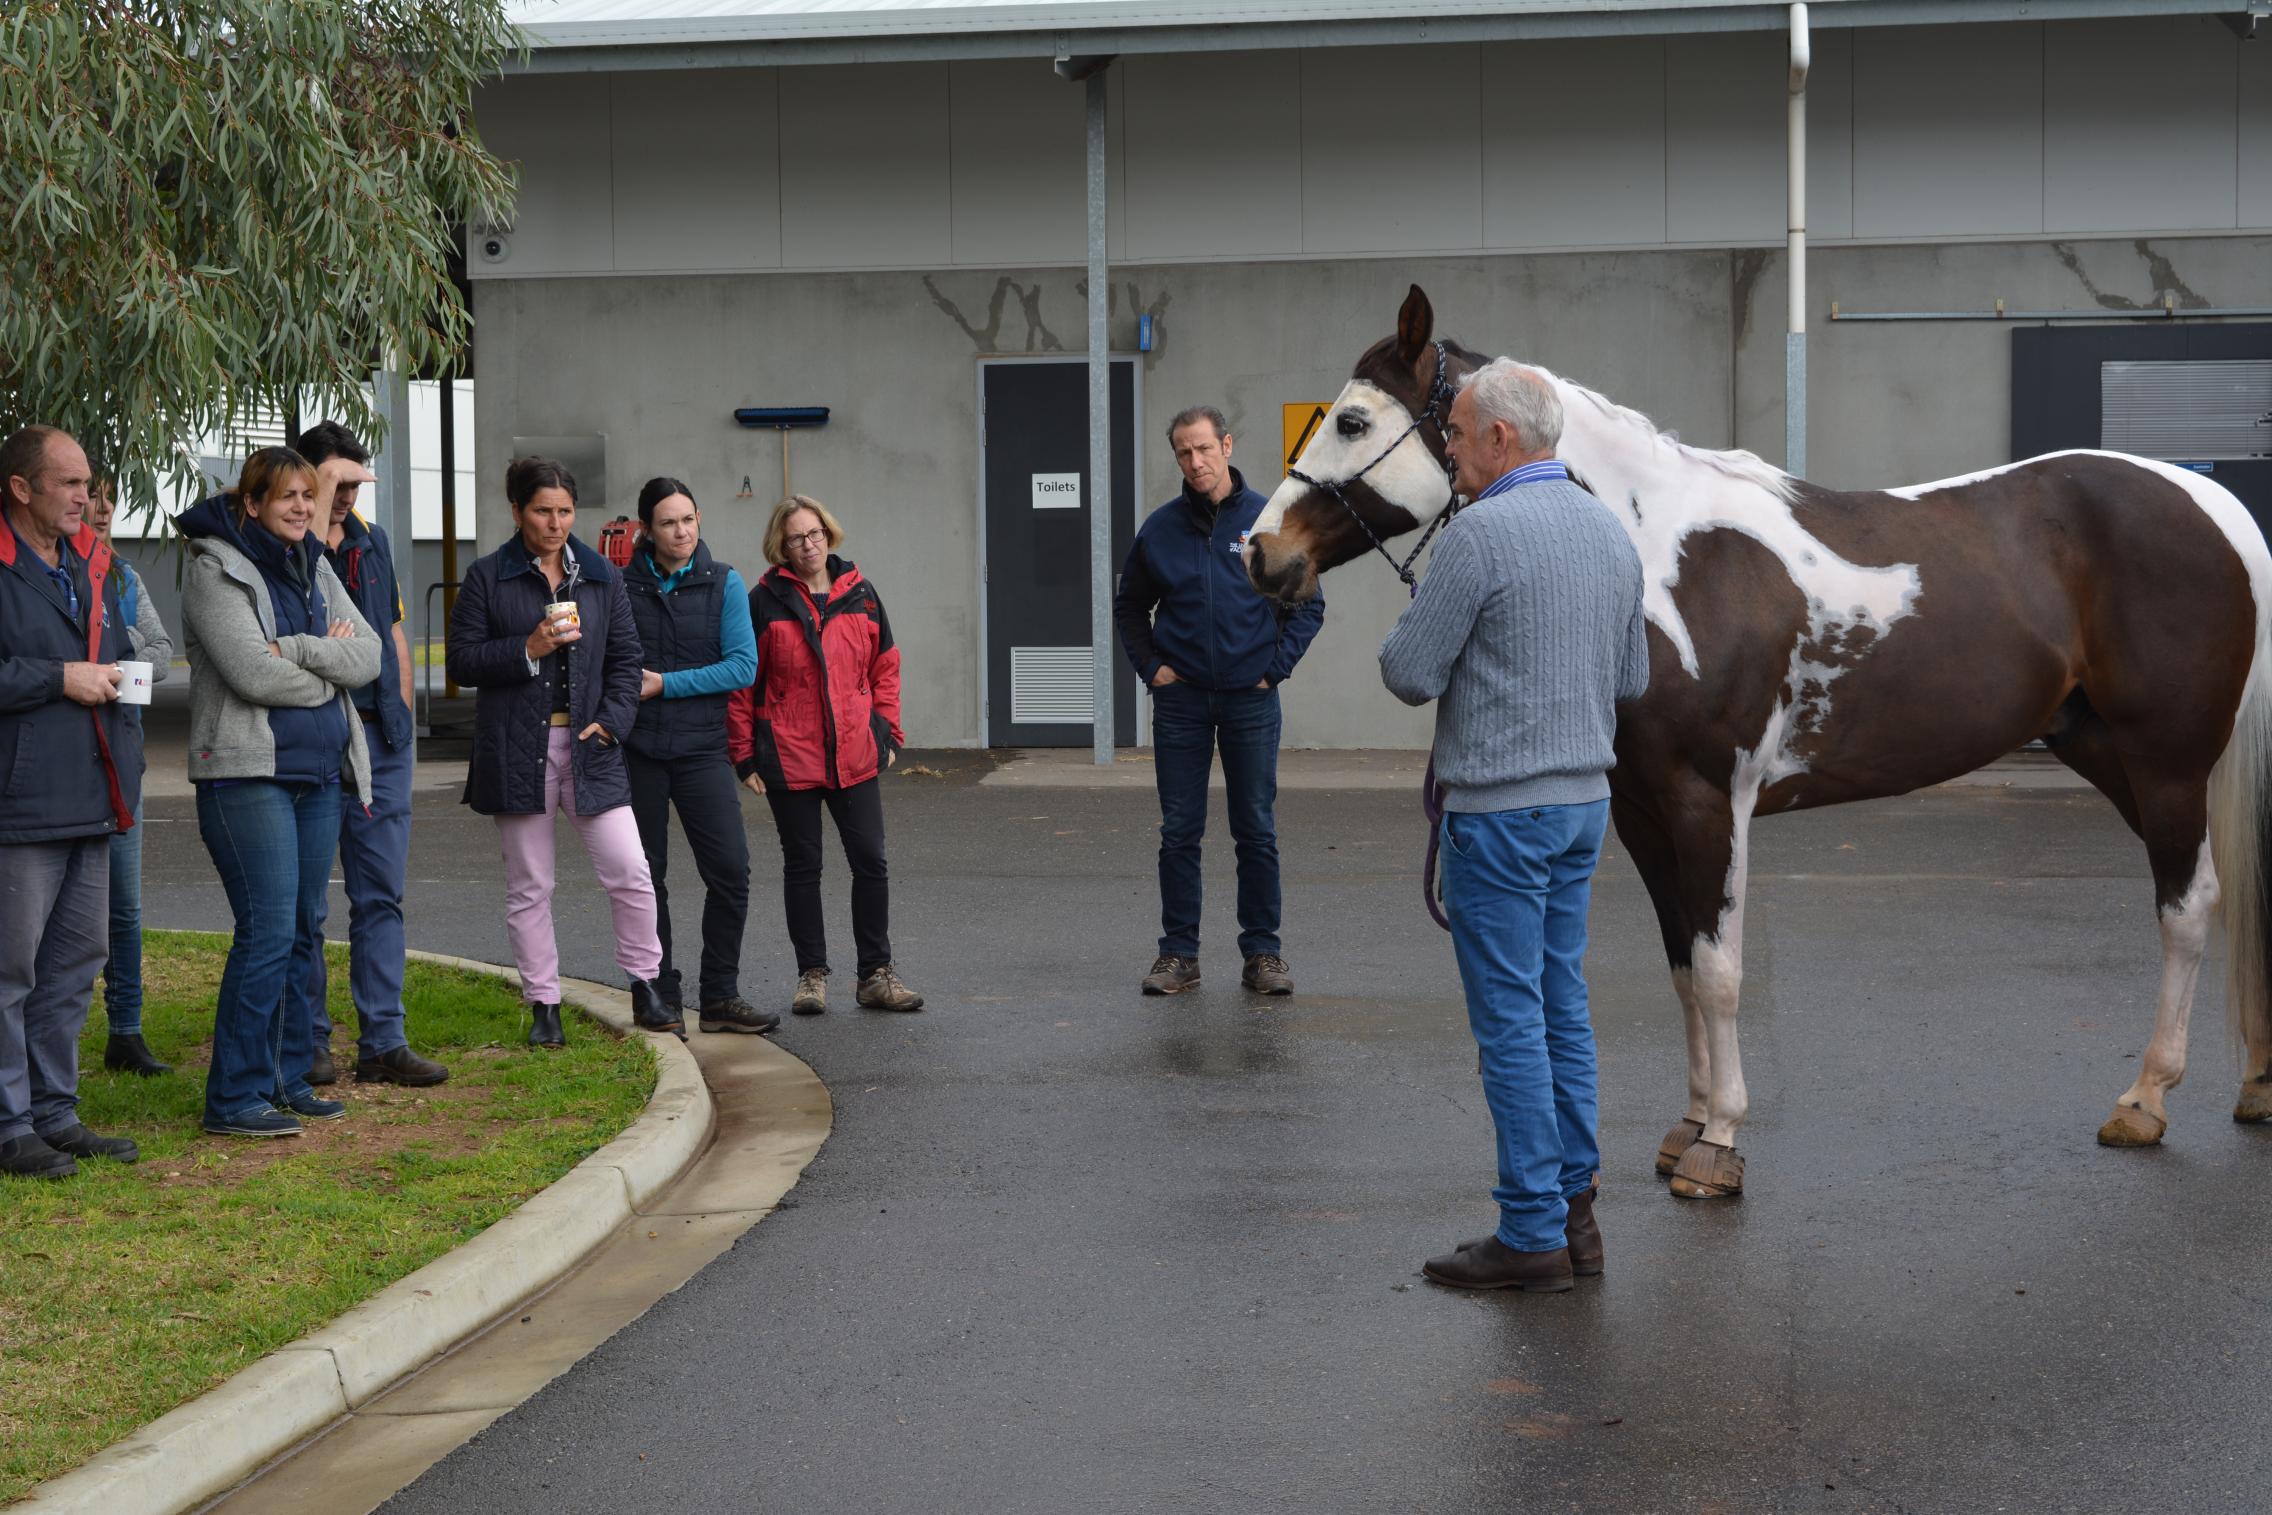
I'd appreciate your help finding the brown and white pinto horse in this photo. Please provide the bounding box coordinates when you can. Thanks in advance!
[1247,285,2272,1198]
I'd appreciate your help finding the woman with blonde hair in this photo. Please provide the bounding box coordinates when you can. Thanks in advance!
[728,495,923,1014]
[178,448,379,1137]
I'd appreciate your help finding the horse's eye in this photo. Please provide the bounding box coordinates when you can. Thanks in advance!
[1336,412,1368,439]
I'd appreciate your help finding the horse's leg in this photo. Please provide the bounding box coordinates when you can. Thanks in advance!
[1653,785,1751,1200]
[2096,769,2219,1147]
[1612,795,1708,1174]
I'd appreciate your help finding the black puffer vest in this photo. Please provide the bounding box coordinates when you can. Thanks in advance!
[622,541,731,760]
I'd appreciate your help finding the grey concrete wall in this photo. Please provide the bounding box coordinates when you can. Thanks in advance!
[469,232,2272,749]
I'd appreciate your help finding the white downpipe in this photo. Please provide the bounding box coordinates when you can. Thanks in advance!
[1786,3,1810,479]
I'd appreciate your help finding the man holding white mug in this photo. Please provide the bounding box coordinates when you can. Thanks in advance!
[0,425,144,1178]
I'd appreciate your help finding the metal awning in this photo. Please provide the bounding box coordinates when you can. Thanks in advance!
[506,0,2252,69]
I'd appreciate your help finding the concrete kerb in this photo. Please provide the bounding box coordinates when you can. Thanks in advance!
[19,953,716,1515]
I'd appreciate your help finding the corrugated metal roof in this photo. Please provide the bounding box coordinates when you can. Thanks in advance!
[506,0,1805,49]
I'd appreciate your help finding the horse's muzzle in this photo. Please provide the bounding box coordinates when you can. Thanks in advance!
[1244,532,1318,608]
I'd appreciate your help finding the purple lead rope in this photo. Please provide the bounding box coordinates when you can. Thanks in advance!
[1421,751,1451,932]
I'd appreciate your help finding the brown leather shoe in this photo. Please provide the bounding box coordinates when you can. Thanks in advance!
[1564,1177,1603,1276]
[1240,953,1294,995]
[1140,955,1200,995]
[1423,1236,1573,1292]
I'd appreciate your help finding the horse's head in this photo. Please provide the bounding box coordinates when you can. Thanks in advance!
[1244,285,1473,606]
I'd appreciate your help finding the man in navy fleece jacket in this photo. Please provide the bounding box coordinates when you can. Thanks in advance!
[1113,405,1324,999]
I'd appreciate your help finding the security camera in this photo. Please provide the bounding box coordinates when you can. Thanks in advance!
[478,234,510,265]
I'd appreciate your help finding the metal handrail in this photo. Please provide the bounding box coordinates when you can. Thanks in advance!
[420,579,461,735]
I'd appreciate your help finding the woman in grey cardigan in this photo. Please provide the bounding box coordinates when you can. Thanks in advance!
[178,448,378,1139]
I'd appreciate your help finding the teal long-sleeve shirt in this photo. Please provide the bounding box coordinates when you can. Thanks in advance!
[654,563,759,698]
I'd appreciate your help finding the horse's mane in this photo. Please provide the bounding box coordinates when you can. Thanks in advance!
[1545,369,1799,503]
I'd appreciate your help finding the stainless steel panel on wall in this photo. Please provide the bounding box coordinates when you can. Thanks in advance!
[2101,360,2272,460]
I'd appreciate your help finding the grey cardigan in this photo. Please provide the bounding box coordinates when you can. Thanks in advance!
[181,535,379,800]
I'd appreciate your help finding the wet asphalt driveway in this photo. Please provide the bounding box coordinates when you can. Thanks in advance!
[138,757,2272,1514]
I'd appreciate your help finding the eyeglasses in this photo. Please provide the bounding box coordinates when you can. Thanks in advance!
[783,528,828,548]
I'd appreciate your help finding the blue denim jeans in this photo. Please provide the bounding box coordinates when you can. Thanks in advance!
[311,732,412,1057]
[1152,681,1282,959]
[104,795,145,1035]
[1439,799,1610,1253]
[197,780,342,1121]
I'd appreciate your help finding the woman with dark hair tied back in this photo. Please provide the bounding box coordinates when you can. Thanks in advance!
[177,448,380,1137]
[446,457,678,1047]
[620,477,774,1034]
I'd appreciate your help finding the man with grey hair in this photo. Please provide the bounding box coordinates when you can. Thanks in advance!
[1115,404,1325,998]
[1380,359,1649,1291]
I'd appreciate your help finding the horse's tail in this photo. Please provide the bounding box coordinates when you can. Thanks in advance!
[2209,580,2272,1066]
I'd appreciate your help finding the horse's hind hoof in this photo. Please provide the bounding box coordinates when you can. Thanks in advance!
[2096,1104,2168,1147]
[2232,1082,2272,1123]
[1667,1139,1744,1199]
[1654,1119,1705,1177]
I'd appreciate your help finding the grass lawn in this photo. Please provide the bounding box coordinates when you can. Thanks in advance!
[0,931,656,1502]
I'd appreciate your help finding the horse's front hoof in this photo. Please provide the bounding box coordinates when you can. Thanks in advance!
[1654,1118,1705,1177]
[2097,1104,2167,1147]
[1667,1139,1744,1199]
[2232,1082,2272,1123]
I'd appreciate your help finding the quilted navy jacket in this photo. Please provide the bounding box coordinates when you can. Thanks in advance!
[446,533,643,817]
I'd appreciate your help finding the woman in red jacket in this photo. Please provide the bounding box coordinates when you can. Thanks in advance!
[729,495,923,1015]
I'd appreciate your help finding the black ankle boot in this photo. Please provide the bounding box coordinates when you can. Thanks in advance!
[528,1003,565,1048]
[103,1032,171,1077]
[629,978,686,1039]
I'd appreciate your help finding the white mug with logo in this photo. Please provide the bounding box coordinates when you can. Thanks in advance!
[117,660,154,706]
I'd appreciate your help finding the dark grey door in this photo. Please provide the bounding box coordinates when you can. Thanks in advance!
[2013,324,2272,539]
[982,358,1139,747]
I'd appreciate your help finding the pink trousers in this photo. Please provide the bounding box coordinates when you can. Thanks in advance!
[495,728,663,1003]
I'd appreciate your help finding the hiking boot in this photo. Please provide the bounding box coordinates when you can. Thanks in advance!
[700,998,782,1035]
[529,1003,566,1048]
[1423,1236,1574,1293]
[203,1106,304,1139]
[856,965,925,1012]
[791,970,829,1016]
[40,1122,139,1163]
[1141,955,1200,995]
[103,1032,171,1077]
[356,1045,451,1087]
[1241,953,1295,996]
[0,1132,77,1178]
[630,978,687,1040]
[308,1043,338,1085]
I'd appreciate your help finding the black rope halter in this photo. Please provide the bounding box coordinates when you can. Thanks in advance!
[1286,338,1462,595]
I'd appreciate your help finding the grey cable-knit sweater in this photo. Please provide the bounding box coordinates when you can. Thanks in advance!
[1379,477,1650,813]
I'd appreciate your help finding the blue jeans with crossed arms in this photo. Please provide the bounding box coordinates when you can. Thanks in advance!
[197,779,342,1121]
[1439,798,1611,1253]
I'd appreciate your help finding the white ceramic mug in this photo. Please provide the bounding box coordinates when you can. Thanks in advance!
[117,660,153,705]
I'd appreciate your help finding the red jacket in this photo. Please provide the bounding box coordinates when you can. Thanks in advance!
[728,560,903,791]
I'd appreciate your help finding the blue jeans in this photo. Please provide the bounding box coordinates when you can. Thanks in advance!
[104,795,145,1035]
[312,732,412,1057]
[1439,799,1610,1253]
[1152,681,1282,959]
[197,780,342,1121]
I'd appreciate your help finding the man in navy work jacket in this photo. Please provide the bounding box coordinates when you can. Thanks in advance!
[1114,405,1324,999]
[0,425,143,1177]
[295,421,448,1089]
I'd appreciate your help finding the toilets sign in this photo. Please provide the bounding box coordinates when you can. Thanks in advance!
[1031,473,1081,510]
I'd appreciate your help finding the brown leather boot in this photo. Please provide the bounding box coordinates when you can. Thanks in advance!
[1422,1237,1574,1292]
[1564,1177,1603,1276]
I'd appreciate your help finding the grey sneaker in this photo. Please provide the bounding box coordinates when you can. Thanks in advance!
[791,969,828,1016]
[1241,953,1294,995]
[856,965,925,1012]
[1141,955,1201,995]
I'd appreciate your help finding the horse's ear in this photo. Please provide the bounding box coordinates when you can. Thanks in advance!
[1395,285,1434,366]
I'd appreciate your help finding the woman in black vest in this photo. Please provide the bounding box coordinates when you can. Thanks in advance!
[622,478,775,1034]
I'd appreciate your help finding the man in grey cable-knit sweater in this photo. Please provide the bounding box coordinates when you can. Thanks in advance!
[1380,358,1649,1293]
